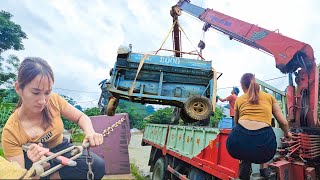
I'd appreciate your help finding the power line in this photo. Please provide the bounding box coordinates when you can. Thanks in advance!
[54,87,100,94]
[76,99,99,104]
[217,75,286,90]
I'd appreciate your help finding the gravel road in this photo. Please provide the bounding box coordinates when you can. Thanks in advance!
[128,133,152,178]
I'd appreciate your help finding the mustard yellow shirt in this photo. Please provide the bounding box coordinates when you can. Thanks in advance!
[1,93,68,157]
[235,91,277,125]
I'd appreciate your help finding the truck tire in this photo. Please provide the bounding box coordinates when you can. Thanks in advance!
[184,96,212,121]
[171,107,181,124]
[107,97,118,116]
[180,109,197,123]
[152,157,166,180]
[198,117,210,126]
[189,168,208,180]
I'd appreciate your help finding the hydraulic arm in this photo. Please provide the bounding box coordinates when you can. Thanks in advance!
[174,0,319,128]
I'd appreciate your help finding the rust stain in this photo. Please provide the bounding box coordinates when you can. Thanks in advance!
[196,138,200,145]
[171,134,174,139]
[209,140,214,149]
[186,136,190,143]
[179,134,182,141]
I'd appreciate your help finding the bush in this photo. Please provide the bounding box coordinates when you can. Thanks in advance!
[210,106,224,127]
[0,103,15,128]
[71,132,85,142]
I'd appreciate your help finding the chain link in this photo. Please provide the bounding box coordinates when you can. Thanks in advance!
[85,116,126,180]
[86,148,94,180]
[102,116,126,137]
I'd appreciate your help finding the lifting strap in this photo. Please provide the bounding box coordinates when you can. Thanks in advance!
[128,54,149,96]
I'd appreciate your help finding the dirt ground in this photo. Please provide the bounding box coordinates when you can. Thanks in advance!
[128,133,152,178]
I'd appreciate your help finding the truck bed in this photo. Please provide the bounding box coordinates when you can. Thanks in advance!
[142,123,239,179]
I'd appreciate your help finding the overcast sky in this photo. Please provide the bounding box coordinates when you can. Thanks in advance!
[1,0,319,108]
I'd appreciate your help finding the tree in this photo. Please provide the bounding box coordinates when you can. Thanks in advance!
[0,88,19,104]
[0,11,27,54]
[148,107,172,124]
[0,55,20,87]
[59,94,84,130]
[146,105,156,114]
[84,107,101,116]
[116,100,149,129]
[210,106,224,127]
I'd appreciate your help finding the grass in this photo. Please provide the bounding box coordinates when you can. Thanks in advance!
[131,163,148,180]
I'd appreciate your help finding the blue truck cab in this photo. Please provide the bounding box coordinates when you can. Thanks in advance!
[99,46,217,122]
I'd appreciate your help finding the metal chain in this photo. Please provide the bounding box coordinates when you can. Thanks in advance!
[85,116,126,180]
[86,149,94,180]
[102,116,126,137]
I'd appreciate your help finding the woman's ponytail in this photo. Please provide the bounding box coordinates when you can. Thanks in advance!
[240,73,260,104]
[247,79,260,104]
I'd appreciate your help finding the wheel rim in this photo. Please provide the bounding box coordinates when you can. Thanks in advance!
[191,101,208,115]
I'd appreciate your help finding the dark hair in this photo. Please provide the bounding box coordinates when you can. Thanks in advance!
[15,57,54,127]
[233,87,240,95]
[240,73,260,104]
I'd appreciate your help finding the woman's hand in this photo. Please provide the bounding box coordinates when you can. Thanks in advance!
[82,132,104,147]
[27,143,49,163]
[284,131,293,139]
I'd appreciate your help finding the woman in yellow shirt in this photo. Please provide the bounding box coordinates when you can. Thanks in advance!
[1,57,105,179]
[226,73,292,179]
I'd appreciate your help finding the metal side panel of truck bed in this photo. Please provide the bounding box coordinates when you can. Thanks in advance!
[143,123,287,179]
[143,123,239,179]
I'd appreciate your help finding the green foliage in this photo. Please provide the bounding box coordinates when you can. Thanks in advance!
[130,163,146,180]
[0,88,19,104]
[146,105,156,114]
[116,101,149,129]
[210,106,224,127]
[83,107,101,116]
[59,94,82,131]
[0,55,20,88]
[147,107,172,125]
[0,11,27,54]
[0,148,4,157]
[71,132,85,142]
[0,103,15,127]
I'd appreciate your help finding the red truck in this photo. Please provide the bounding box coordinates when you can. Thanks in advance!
[142,1,319,179]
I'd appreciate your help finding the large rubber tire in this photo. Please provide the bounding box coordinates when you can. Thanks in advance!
[198,117,210,126]
[152,157,166,180]
[180,109,197,123]
[106,97,118,116]
[189,168,208,180]
[184,96,212,121]
[171,107,181,124]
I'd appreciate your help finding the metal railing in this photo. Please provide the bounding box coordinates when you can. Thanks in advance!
[256,78,287,128]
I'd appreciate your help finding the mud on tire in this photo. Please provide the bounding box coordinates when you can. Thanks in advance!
[184,96,212,121]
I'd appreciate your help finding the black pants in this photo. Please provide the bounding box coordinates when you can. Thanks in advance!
[24,138,106,179]
[226,124,277,164]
